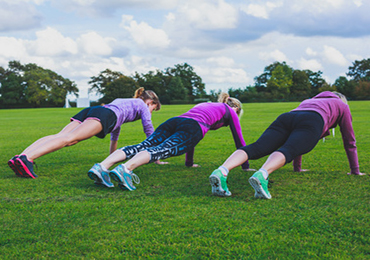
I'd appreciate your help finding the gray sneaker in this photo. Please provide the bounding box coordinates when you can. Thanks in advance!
[109,164,140,191]
[88,163,114,188]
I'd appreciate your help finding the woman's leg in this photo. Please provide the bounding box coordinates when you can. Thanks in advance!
[22,121,81,155]
[24,119,102,161]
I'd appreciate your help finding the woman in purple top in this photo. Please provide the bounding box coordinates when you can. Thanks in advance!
[209,91,365,199]
[87,92,249,190]
[8,87,161,179]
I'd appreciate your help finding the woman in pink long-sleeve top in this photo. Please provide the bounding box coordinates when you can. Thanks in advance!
[87,92,249,190]
[8,87,160,179]
[210,91,365,199]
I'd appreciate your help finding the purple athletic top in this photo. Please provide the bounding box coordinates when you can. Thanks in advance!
[104,98,154,141]
[291,91,359,174]
[179,102,249,169]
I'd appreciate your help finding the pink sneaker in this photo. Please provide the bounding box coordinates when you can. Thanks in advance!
[15,155,38,178]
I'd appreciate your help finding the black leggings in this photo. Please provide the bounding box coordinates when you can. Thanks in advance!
[120,117,203,163]
[240,111,324,164]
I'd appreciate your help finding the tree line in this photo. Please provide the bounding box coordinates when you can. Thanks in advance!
[1,59,370,108]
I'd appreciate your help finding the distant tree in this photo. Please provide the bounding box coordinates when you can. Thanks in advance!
[23,64,78,107]
[0,61,78,108]
[88,69,124,95]
[267,64,292,98]
[290,70,311,98]
[303,70,326,96]
[0,70,25,106]
[354,81,370,100]
[98,75,139,104]
[164,63,205,99]
[254,62,292,92]
[347,58,370,82]
[333,76,356,99]
[167,76,187,101]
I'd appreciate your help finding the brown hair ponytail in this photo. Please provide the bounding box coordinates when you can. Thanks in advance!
[134,87,161,111]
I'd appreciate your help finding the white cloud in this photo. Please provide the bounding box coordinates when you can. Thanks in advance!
[77,32,114,56]
[259,49,288,63]
[323,45,348,66]
[298,58,323,71]
[306,48,318,56]
[28,27,78,56]
[121,15,170,49]
[353,0,363,7]
[0,37,27,59]
[241,2,282,19]
[178,0,238,30]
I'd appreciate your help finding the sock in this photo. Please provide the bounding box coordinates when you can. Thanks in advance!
[218,166,229,177]
[259,168,269,179]
[100,164,109,172]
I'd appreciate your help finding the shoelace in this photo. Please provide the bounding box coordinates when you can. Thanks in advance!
[130,172,140,184]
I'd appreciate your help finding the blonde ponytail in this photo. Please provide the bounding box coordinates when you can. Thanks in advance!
[218,92,243,116]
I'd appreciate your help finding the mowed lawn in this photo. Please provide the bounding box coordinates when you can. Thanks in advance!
[0,101,369,259]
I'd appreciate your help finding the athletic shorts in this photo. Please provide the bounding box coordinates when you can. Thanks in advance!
[71,106,117,139]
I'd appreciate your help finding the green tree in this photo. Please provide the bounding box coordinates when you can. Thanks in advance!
[0,65,25,106]
[133,70,170,103]
[333,76,356,99]
[303,70,326,96]
[347,58,370,82]
[164,63,205,100]
[167,76,187,101]
[291,70,311,98]
[88,69,124,95]
[99,75,139,104]
[22,64,78,107]
[267,64,292,98]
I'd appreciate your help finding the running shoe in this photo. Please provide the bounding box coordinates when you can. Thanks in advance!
[109,164,140,191]
[248,171,271,199]
[8,155,22,177]
[15,155,38,178]
[88,163,114,188]
[209,169,232,196]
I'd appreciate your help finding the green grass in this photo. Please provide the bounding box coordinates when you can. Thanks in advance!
[1,102,369,259]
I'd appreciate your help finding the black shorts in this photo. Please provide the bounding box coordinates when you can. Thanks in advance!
[71,106,117,139]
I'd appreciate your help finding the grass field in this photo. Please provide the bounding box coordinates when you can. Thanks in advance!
[1,101,369,259]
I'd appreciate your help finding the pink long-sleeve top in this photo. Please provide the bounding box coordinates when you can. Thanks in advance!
[104,98,154,141]
[179,102,249,169]
[291,91,359,174]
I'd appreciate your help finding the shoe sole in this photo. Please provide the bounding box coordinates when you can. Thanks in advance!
[248,177,271,199]
[14,158,37,178]
[8,159,23,177]
[109,171,135,191]
[87,171,114,188]
[209,175,231,197]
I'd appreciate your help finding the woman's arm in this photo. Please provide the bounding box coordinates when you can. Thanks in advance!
[110,140,118,154]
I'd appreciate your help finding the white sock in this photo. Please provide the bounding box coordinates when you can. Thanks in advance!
[100,164,108,172]
[218,166,229,177]
[259,168,269,179]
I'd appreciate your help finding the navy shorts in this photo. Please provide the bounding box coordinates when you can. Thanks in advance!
[71,106,117,139]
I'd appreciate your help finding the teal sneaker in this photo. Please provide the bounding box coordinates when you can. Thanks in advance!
[209,169,231,197]
[248,171,271,199]
[109,164,140,191]
[88,163,114,188]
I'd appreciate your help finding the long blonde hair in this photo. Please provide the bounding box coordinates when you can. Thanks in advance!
[134,87,161,111]
[332,91,348,105]
[218,92,243,116]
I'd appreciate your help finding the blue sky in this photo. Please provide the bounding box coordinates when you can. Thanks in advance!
[1,0,369,99]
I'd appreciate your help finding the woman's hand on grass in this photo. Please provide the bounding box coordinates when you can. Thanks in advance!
[155,160,169,165]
